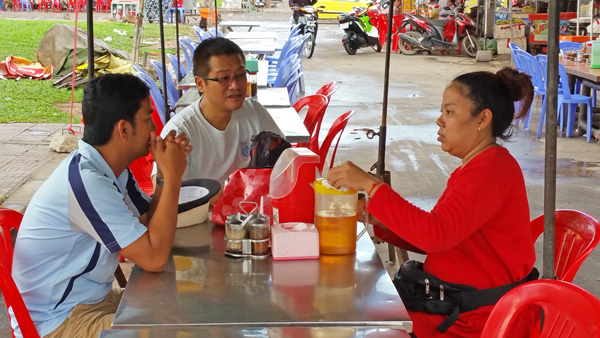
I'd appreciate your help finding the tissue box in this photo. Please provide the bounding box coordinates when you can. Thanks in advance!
[271,223,319,260]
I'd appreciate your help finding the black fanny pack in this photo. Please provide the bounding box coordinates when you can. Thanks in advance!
[393,260,539,333]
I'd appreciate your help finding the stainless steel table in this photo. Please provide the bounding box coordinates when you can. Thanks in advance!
[229,38,276,56]
[112,222,412,332]
[100,327,411,337]
[219,20,261,32]
[226,31,278,39]
[257,87,291,107]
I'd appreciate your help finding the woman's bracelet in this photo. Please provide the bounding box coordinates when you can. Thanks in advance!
[368,181,382,196]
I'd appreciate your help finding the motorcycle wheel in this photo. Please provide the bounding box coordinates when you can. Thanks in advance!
[461,34,479,58]
[304,31,316,58]
[371,39,382,52]
[398,31,421,55]
[343,41,357,55]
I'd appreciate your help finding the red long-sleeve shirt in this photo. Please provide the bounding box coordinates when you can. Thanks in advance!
[368,146,536,338]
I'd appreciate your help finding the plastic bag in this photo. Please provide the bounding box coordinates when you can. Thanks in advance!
[211,168,273,225]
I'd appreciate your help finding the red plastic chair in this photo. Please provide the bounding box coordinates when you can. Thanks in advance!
[51,0,61,11]
[0,207,41,338]
[292,94,329,153]
[530,209,600,282]
[129,155,155,196]
[481,279,600,337]
[38,0,50,11]
[0,207,23,271]
[317,110,355,174]
[94,0,105,11]
[315,81,337,102]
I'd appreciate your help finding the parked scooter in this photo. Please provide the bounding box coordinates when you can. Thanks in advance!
[337,2,383,55]
[290,5,319,58]
[397,7,479,57]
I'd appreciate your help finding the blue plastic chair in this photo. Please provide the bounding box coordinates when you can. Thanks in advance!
[509,42,524,71]
[284,70,304,105]
[273,55,301,88]
[167,53,187,78]
[0,0,5,11]
[179,38,194,73]
[557,62,594,142]
[193,26,213,43]
[149,59,179,110]
[134,65,166,125]
[514,50,545,130]
[209,27,225,38]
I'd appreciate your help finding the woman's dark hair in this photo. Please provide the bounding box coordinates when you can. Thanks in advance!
[82,74,150,146]
[451,67,534,141]
[192,37,246,77]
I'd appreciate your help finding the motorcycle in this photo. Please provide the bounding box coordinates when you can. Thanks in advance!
[397,7,479,58]
[337,2,383,55]
[291,5,319,58]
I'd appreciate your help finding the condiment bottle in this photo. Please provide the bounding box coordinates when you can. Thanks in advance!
[246,58,259,98]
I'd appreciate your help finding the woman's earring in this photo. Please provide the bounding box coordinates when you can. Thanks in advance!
[477,127,481,132]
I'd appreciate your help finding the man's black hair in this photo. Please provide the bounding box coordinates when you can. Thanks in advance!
[192,37,246,77]
[82,73,150,146]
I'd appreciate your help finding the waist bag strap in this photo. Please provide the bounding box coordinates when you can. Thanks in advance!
[437,267,540,333]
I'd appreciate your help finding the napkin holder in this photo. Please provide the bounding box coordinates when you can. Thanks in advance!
[271,222,319,261]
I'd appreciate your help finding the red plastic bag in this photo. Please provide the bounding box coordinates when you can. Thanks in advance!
[211,168,273,225]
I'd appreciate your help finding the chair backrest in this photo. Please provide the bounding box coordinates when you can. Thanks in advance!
[315,81,337,101]
[536,54,548,86]
[149,59,179,109]
[289,24,301,40]
[273,54,301,88]
[166,53,187,78]
[284,70,304,105]
[514,50,544,92]
[178,39,194,73]
[509,42,524,70]
[209,27,225,38]
[134,66,166,129]
[481,279,600,338]
[193,26,213,43]
[557,61,574,99]
[317,110,355,174]
[129,158,155,196]
[0,207,22,270]
[558,41,583,55]
[293,94,329,153]
[0,207,41,338]
[530,209,600,282]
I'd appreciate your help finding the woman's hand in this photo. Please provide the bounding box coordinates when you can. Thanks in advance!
[327,161,381,194]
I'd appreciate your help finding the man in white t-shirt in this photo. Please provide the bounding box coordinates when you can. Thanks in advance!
[152,37,281,187]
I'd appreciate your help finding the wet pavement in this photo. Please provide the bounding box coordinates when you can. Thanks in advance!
[1,8,600,336]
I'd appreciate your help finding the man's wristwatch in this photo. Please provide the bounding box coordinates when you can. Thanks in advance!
[156,176,164,186]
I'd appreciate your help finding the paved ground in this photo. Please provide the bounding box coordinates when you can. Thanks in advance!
[2,6,600,337]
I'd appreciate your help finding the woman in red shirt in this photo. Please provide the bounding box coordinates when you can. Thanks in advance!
[327,67,536,338]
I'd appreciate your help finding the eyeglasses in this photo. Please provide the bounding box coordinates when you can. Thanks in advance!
[200,70,249,85]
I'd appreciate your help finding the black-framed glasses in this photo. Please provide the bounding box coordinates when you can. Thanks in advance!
[200,70,249,85]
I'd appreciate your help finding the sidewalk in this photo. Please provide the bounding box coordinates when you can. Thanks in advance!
[0,123,75,213]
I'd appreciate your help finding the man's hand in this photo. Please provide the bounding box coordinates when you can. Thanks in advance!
[150,130,192,182]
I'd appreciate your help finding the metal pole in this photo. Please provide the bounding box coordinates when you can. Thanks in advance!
[379,0,401,263]
[215,0,218,33]
[87,0,94,79]
[159,0,170,122]
[544,0,559,280]
[175,0,182,98]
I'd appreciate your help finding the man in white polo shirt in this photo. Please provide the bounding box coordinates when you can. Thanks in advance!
[153,37,281,187]
[11,74,192,338]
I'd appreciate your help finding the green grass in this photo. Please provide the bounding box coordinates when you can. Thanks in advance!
[0,18,194,123]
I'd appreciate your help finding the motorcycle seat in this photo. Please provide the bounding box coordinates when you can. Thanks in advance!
[429,19,448,27]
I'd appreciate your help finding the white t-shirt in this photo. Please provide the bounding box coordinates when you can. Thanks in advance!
[153,98,281,185]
